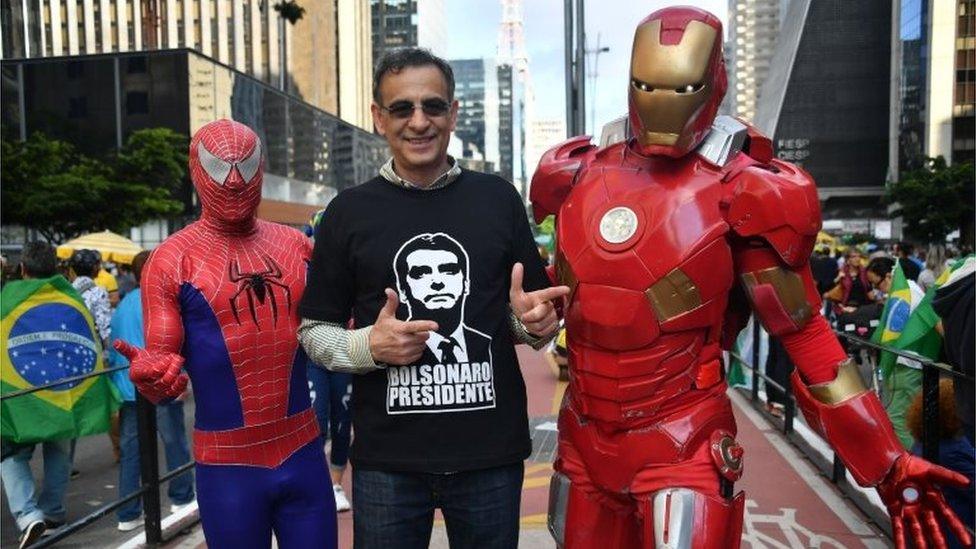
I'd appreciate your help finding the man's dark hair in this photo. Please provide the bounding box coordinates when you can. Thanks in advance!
[866,257,896,278]
[70,249,101,278]
[20,241,57,278]
[394,233,469,302]
[897,241,914,257]
[372,48,455,104]
[131,250,151,285]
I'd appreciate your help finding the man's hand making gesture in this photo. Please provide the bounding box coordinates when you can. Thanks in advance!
[510,262,570,338]
[368,289,439,366]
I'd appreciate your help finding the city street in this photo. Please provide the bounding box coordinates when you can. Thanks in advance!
[2,345,892,548]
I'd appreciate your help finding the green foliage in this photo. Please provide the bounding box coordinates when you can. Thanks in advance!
[273,1,306,24]
[887,157,975,246]
[1,131,186,243]
[114,127,188,193]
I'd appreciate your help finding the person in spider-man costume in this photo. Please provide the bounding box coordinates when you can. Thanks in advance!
[532,7,971,549]
[115,119,337,548]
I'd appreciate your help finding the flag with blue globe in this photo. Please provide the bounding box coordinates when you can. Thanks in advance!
[1,275,119,443]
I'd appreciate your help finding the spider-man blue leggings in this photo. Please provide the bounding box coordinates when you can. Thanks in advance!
[196,439,337,549]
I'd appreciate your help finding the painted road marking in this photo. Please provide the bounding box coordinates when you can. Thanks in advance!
[730,389,886,546]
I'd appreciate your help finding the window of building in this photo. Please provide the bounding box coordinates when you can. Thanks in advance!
[127,55,147,73]
[67,61,84,79]
[68,96,87,118]
[126,91,149,114]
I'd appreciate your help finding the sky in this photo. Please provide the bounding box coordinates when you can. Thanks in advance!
[445,0,728,134]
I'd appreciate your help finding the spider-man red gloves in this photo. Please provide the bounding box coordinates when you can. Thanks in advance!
[115,340,189,404]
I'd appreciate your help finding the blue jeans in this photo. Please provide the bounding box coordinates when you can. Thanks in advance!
[352,463,523,549]
[0,439,71,531]
[307,364,352,469]
[117,401,195,521]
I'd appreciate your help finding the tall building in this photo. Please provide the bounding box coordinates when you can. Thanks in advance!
[755,0,891,223]
[370,0,446,65]
[889,0,974,178]
[952,0,974,165]
[0,0,344,115]
[726,0,788,122]
[497,63,514,182]
[338,0,373,131]
[370,0,415,65]
[450,58,500,172]
[1,49,388,244]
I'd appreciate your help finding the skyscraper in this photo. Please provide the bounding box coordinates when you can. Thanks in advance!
[370,0,447,66]
[497,63,514,182]
[755,0,891,221]
[450,58,500,172]
[0,0,343,115]
[370,0,416,65]
[726,0,788,122]
[890,0,973,173]
[952,0,974,165]
[338,0,373,131]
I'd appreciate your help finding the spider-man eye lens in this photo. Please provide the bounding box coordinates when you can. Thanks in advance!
[198,142,233,185]
[237,140,262,183]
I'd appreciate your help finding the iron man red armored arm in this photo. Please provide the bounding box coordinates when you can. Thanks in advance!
[529,135,598,224]
[727,162,972,548]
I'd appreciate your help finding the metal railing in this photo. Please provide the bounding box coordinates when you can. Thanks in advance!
[730,315,975,539]
[0,365,195,547]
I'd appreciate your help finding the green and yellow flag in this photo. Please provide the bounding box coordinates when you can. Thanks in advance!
[1,275,119,443]
[871,260,941,378]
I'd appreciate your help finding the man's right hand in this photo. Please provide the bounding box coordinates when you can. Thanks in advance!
[368,289,438,366]
[114,340,188,404]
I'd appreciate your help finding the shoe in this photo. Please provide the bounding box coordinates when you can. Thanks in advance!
[19,520,46,548]
[170,500,195,514]
[333,484,351,512]
[117,517,142,532]
[69,469,81,480]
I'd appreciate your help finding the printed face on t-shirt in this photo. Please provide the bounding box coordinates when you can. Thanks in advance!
[404,249,464,311]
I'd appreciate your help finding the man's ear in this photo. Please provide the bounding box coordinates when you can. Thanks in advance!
[371,103,386,136]
[448,98,459,132]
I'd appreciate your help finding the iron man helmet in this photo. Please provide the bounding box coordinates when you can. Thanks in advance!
[627,6,727,158]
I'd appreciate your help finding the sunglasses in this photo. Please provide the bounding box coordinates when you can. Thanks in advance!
[379,98,451,119]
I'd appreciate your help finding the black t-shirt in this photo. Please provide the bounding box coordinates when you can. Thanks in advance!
[299,170,549,472]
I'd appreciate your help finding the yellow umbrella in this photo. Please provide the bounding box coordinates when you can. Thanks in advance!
[56,230,144,265]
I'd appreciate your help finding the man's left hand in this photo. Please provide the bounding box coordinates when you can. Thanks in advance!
[510,262,570,337]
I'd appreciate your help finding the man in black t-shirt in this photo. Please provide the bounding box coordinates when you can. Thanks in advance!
[298,48,568,548]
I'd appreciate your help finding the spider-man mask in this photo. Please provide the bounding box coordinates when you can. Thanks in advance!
[189,119,264,231]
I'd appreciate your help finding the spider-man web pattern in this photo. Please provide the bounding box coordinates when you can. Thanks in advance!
[135,119,319,467]
[119,120,336,547]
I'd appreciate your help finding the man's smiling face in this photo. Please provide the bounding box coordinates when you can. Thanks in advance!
[404,249,465,310]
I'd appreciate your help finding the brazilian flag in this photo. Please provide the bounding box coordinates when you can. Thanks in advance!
[1,275,119,443]
[871,260,941,378]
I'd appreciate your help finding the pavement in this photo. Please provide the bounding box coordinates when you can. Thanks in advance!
[2,346,891,548]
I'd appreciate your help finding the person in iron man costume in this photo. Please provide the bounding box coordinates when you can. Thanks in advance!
[114,119,337,548]
[531,7,972,549]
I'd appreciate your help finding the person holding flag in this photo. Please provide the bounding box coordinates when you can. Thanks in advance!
[869,256,943,449]
[1,241,119,548]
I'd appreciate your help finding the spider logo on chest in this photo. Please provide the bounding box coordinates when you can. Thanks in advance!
[228,255,291,327]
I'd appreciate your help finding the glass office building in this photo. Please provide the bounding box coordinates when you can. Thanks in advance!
[2,49,387,238]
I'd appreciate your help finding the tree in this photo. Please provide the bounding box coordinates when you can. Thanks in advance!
[886,156,975,247]
[273,0,306,24]
[1,131,186,243]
